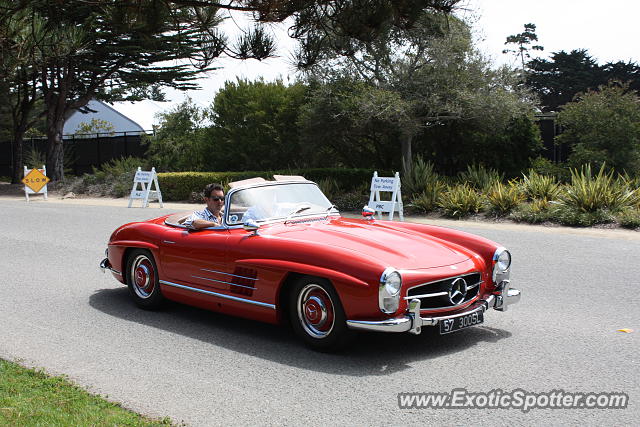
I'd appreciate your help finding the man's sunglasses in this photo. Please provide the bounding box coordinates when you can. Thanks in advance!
[207,196,224,201]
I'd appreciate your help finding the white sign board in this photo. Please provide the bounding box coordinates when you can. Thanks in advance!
[128,167,163,208]
[367,171,403,221]
[22,165,49,202]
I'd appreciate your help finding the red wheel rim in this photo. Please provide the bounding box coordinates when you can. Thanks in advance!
[297,284,335,338]
[131,255,155,298]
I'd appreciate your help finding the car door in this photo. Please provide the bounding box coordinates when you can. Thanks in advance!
[159,227,230,292]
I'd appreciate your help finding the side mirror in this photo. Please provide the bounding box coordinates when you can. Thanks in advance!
[362,205,375,220]
[243,219,260,235]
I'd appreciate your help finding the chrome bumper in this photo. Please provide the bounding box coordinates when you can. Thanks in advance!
[99,258,121,276]
[346,281,520,335]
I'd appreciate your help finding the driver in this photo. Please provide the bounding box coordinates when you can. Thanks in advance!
[183,183,225,230]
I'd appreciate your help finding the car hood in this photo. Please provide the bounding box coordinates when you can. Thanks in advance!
[263,217,470,270]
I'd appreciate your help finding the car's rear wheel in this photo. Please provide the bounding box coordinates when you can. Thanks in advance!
[126,249,165,309]
[289,276,351,351]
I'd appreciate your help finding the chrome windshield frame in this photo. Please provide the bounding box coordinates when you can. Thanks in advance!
[223,180,339,228]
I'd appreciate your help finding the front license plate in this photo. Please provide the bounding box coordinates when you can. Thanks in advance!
[439,311,484,334]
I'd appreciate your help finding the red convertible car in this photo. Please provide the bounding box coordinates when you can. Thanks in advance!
[100,176,520,350]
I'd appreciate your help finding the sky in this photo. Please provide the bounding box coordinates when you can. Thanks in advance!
[163,0,640,106]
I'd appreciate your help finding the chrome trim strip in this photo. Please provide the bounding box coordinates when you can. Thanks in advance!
[404,291,449,299]
[159,280,275,309]
[162,240,176,244]
[190,276,255,290]
[200,268,258,281]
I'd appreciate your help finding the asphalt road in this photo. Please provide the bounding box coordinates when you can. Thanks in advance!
[0,198,638,426]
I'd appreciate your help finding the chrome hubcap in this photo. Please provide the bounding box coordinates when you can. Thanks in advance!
[297,284,335,339]
[131,255,155,298]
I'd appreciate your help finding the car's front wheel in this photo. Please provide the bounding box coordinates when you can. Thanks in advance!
[289,276,352,351]
[126,249,165,309]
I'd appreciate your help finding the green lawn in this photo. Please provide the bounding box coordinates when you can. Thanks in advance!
[0,359,173,426]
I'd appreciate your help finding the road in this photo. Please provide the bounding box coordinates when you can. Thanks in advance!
[0,198,638,426]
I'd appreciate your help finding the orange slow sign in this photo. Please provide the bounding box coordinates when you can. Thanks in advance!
[22,168,50,193]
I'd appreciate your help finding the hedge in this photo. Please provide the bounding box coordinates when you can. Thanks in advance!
[157,168,382,201]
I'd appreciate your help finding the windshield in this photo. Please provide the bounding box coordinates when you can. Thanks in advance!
[226,182,335,225]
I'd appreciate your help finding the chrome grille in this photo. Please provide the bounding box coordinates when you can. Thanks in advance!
[405,272,482,309]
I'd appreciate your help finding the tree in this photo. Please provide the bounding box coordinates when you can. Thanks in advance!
[204,79,308,171]
[526,49,640,112]
[300,13,539,173]
[146,97,208,171]
[0,3,48,183]
[2,0,461,181]
[298,77,401,169]
[556,83,640,174]
[502,23,543,72]
[527,49,602,112]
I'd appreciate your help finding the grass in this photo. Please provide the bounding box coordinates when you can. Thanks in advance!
[0,359,172,426]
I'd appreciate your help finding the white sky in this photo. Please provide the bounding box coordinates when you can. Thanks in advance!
[165,0,640,105]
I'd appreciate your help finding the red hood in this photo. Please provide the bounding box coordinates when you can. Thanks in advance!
[260,216,470,270]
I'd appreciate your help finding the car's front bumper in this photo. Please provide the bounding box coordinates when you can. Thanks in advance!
[346,281,520,334]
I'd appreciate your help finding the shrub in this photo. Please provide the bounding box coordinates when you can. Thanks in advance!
[157,168,377,201]
[317,177,340,201]
[529,157,570,182]
[333,191,368,211]
[558,164,640,213]
[438,184,485,218]
[521,169,561,201]
[510,200,554,224]
[556,83,640,174]
[410,180,447,213]
[550,205,615,227]
[486,181,524,216]
[59,156,147,198]
[403,156,440,198]
[617,208,640,229]
[457,164,503,191]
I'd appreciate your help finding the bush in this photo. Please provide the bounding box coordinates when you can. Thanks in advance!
[618,208,640,229]
[317,177,340,201]
[59,156,148,198]
[410,180,447,213]
[333,191,368,211]
[438,184,485,218]
[521,169,561,201]
[556,83,640,174]
[529,157,570,182]
[558,164,640,213]
[157,168,377,201]
[457,164,503,191]
[403,156,440,198]
[510,200,554,224]
[550,205,616,227]
[486,181,524,216]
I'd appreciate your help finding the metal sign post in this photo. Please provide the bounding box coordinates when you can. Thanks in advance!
[128,167,163,208]
[22,165,50,202]
[367,171,403,221]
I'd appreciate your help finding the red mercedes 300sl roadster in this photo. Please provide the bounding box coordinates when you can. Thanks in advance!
[100,176,520,350]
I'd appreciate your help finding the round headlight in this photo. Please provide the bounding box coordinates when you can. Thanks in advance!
[384,271,402,296]
[496,250,511,272]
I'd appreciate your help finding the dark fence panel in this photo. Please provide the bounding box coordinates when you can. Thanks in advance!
[535,113,566,163]
[0,132,149,177]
